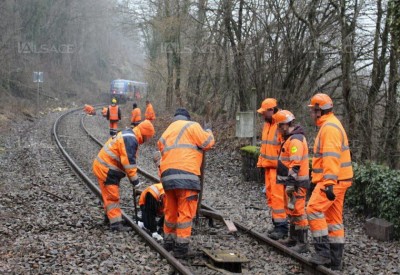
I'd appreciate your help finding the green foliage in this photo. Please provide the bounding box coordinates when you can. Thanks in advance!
[346,162,400,238]
[240,146,260,157]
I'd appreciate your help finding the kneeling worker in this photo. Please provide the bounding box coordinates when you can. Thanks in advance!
[138,183,165,241]
[84,104,96,115]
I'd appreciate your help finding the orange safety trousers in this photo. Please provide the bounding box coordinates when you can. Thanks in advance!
[265,168,286,223]
[109,121,118,132]
[93,162,122,224]
[306,181,351,243]
[284,187,308,230]
[163,189,199,244]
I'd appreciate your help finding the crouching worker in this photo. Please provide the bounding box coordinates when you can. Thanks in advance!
[84,104,96,115]
[101,107,108,118]
[138,183,165,241]
[158,108,215,258]
[131,103,142,127]
[274,110,310,253]
[92,120,155,232]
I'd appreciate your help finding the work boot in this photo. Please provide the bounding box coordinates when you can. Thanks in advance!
[266,219,276,234]
[329,243,344,271]
[269,230,288,240]
[163,239,175,252]
[110,222,132,232]
[308,236,331,265]
[267,226,277,234]
[291,229,309,254]
[103,214,110,225]
[279,224,297,247]
[268,221,288,240]
[172,243,196,259]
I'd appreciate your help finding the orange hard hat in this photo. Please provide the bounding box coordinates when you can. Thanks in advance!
[274,110,295,124]
[137,119,155,137]
[308,93,333,110]
[257,98,277,113]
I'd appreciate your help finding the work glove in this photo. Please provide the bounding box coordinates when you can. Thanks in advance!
[152,232,164,241]
[286,185,295,196]
[203,122,212,131]
[130,179,140,188]
[277,160,289,177]
[323,185,336,201]
[138,221,144,229]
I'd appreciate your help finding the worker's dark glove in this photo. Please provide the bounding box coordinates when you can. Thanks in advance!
[130,179,140,187]
[277,160,289,176]
[323,185,336,201]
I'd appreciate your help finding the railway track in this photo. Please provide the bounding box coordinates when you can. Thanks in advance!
[53,107,338,274]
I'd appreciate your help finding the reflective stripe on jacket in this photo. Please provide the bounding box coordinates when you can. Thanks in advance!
[131,108,142,123]
[139,183,165,206]
[139,183,165,215]
[145,103,156,120]
[94,127,141,184]
[108,105,120,121]
[158,119,215,190]
[277,133,310,188]
[312,113,353,185]
[257,120,281,168]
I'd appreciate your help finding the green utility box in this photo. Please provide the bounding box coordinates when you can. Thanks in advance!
[240,146,264,183]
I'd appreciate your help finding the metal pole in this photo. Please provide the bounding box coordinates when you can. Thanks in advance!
[133,187,138,224]
[252,87,257,146]
[195,152,206,224]
[37,81,40,114]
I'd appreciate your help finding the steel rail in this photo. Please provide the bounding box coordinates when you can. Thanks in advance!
[81,112,337,275]
[53,107,193,275]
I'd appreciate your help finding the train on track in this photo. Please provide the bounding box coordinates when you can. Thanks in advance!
[109,79,148,104]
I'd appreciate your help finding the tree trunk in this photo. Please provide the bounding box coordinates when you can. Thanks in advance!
[166,48,174,110]
[360,0,389,160]
[381,0,400,168]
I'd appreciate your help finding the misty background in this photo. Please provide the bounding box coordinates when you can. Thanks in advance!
[0,0,399,168]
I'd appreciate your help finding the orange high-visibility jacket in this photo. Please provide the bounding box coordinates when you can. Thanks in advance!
[139,183,165,215]
[158,119,215,190]
[107,105,121,121]
[312,113,353,185]
[84,104,95,115]
[131,107,142,123]
[93,127,143,184]
[277,126,310,188]
[145,103,156,120]
[257,119,282,168]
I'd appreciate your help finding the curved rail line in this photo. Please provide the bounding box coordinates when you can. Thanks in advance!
[53,107,193,275]
[79,110,337,275]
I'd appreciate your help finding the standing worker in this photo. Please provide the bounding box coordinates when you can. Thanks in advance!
[138,183,165,241]
[145,100,156,121]
[131,102,142,126]
[274,110,309,253]
[306,93,353,270]
[158,108,215,258]
[256,98,288,240]
[107,98,121,136]
[92,120,155,232]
